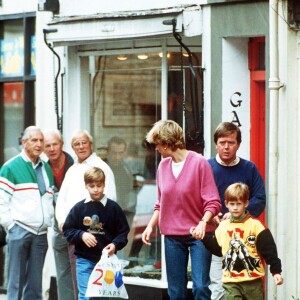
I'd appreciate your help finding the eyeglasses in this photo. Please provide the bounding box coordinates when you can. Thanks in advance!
[72,140,89,148]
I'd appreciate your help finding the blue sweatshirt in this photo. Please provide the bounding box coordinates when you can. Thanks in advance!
[63,196,129,263]
[208,157,266,217]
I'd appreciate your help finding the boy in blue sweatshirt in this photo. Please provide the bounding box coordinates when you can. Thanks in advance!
[63,167,130,299]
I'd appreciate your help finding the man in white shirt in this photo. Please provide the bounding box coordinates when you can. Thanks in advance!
[55,129,116,299]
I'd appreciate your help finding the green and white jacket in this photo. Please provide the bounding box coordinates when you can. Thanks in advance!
[0,151,55,235]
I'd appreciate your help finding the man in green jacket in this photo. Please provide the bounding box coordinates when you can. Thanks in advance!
[0,126,54,300]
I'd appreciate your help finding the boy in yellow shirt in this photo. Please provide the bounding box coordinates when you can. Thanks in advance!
[190,182,283,300]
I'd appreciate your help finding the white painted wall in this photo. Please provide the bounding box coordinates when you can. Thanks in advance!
[266,3,299,297]
[222,38,250,159]
[58,0,203,16]
[0,0,36,14]
[36,11,61,131]
[202,5,212,159]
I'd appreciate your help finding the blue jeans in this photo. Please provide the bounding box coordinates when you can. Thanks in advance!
[165,235,212,300]
[7,224,48,300]
[76,257,109,300]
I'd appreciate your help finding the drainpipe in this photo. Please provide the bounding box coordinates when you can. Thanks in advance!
[268,0,283,298]
[162,18,203,148]
[43,28,62,132]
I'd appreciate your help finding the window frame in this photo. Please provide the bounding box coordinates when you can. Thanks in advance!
[0,12,36,165]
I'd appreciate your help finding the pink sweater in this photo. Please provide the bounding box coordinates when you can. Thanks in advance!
[154,151,221,235]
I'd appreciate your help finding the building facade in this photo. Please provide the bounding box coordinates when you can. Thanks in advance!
[0,0,299,299]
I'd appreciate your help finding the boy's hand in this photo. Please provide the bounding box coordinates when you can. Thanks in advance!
[273,274,284,285]
[104,243,116,256]
[213,212,231,225]
[213,213,222,225]
[82,232,97,248]
[59,223,64,233]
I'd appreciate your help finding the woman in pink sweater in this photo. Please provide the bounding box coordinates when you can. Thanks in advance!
[142,120,221,300]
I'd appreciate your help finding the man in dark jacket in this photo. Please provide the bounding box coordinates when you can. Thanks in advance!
[44,130,74,300]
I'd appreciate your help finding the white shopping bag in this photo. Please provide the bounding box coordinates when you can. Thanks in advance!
[85,250,129,299]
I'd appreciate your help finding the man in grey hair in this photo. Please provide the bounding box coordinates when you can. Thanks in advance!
[0,126,55,300]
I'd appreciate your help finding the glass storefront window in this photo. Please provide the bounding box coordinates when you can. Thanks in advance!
[0,19,24,77]
[90,53,162,278]
[167,51,203,154]
[3,82,24,161]
[30,35,36,75]
[88,50,202,280]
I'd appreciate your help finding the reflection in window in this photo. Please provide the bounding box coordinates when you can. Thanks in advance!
[89,50,202,279]
[167,52,203,154]
[91,53,162,279]
[0,20,24,77]
[30,35,36,75]
[3,82,24,161]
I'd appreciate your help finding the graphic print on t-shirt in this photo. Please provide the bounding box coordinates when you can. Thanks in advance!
[83,215,105,235]
[222,230,262,279]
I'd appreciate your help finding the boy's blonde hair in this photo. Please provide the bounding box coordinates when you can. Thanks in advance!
[224,183,249,203]
[84,167,105,184]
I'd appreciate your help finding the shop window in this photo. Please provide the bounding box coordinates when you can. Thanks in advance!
[0,15,35,164]
[0,20,24,76]
[90,53,162,278]
[167,52,203,153]
[0,14,36,293]
[3,82,24,161]
[89,50,202,280]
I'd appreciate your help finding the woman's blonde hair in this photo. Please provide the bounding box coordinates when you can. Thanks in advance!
[146,120,185,151]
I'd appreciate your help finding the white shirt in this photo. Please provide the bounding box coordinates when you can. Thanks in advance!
[172,159,186,178]
[55,152,116,226]
[216,153,240,167]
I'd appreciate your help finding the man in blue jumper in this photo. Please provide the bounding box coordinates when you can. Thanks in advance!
[0,126,55,300]
[208,122,266,300]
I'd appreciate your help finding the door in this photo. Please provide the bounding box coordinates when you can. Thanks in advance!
[249,37,266,222]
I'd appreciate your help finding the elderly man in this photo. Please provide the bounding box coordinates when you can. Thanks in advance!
[44,130,74,300]
[55,129,116,298]
[0,126,54,300]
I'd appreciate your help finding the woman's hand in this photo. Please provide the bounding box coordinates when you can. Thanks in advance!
[142,226,153,245]
[190,221,207,240]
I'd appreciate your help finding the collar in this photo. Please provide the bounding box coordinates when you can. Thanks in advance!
[216,154,240,167]
[84,194,107,206]
[75,152,97,164]
[229,211,251,223]
[21,150,43,167]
